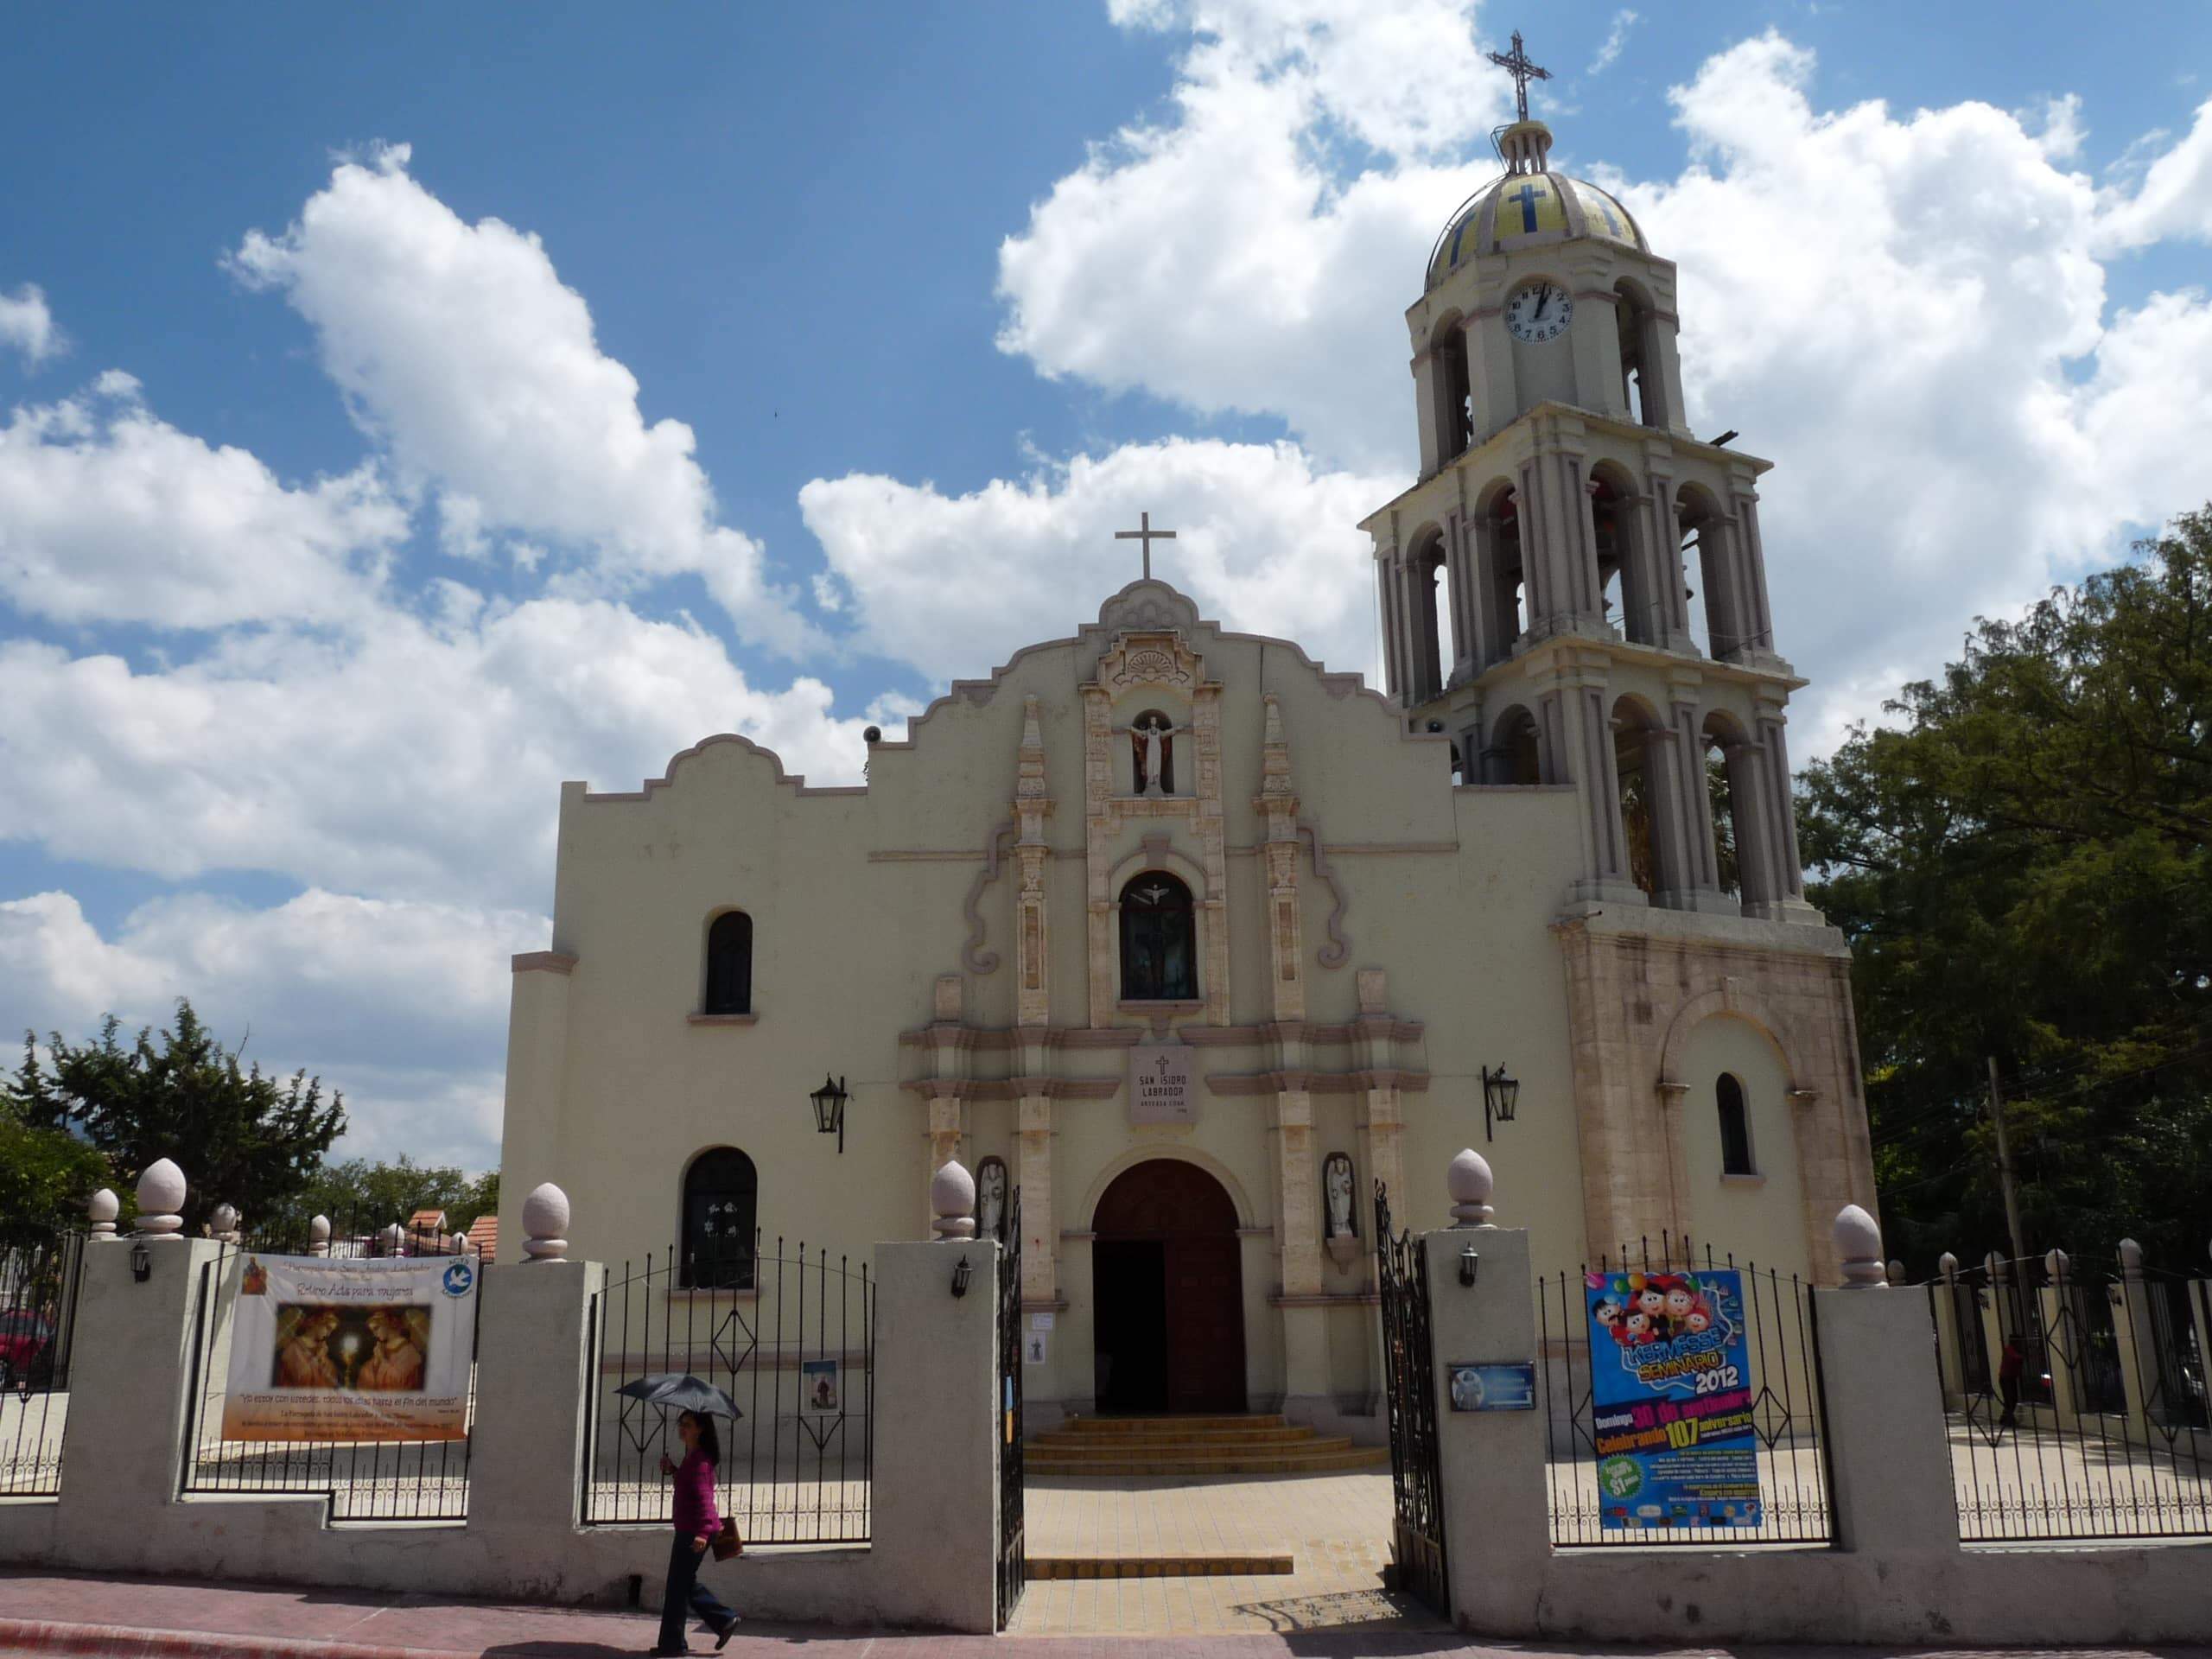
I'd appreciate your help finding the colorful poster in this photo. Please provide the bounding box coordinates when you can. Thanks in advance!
[800,1358,842,1415]
[1584,1267,1761,1529]
[220,1253,478,1443]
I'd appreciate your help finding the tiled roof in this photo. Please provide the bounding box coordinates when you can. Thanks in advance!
[467,1214,499,1258]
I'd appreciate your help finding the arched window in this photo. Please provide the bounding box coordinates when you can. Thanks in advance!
[1702,712,1750,901]
[1483,704,1542,785]
[681,1147,758,1288]
[1591,467,1656,645]
[1614,280,1668,429]
[1479,486,1525,657]
[1405,527,1450,703]
[1716,1074,1755,1175]
[1120,871,1198,1001]
[702,911,753,1015]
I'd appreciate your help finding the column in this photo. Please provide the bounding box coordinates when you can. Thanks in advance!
[1721,733,1783,912]
[1411,347,1441,478]
[1013,695,1053,1028]
[1662,681,1726,906]
[871,1237,1002,1634]
[1732,486,1777,658]
[1643,473,1695,649]
[1376,543,1407,703]
[1563,451,1606,625]
[1753,704,1811,906]
[1818,1211,1961,1555]
[1017,1092,1055,1312]
[1515,457,1551,625]
[467,1259,596,1547]
[2113,1240,2162,1438]
[1466,508,1504,669]
[1638,721,1698,905]
[1428,1225,1551,1631]
[1446,512,1478,683]
[1274,1085,1330,1412]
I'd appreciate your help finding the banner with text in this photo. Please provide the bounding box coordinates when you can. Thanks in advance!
[220,1253,479,1443]
[1585,1267,1760,1529]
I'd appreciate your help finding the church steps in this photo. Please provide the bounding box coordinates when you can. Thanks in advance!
[1024,1413,1389,1476]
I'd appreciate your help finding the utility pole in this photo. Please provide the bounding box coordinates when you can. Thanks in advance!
[1986,1055,2029,1266]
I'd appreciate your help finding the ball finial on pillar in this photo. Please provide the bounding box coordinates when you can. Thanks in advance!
[2118,1237,2144,1276]
[2044,1246,2069,1283]
[1937,1250,1959,1281]
[1834,1204,1885,1287]
[522,1182,570,1262]
[308,1215,332,1257]
[932,1160,977,1241]
[1447,1147,1495,1229]
[211,1203,241,1245]
[135,1159,187,1240]
[87,1188,119,1239]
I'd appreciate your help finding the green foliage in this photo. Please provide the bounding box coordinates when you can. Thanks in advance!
[0,1057,112,1236]
[1799,507,2212,1273]
[8,1001,345,1233]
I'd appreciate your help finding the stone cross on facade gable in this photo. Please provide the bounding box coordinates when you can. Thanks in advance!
[1114,512,1177,582]
[1487,29,1550,123]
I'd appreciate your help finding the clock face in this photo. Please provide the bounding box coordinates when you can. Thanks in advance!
[1505,280,1573,344]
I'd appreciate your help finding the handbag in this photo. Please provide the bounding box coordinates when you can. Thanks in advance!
[710,1518,743,1561]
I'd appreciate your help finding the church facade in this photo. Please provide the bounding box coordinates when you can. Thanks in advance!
[495,109,1876,1433]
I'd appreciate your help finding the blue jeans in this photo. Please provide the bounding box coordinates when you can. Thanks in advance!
[657,1532,736,1653]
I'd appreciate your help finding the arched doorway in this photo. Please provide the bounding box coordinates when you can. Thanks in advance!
[1091,1160,1246,1414]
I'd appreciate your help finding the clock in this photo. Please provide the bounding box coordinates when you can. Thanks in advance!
[1504,280,1573,344]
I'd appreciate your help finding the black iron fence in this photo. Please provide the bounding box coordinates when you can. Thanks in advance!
[179,1239,480,1522]
[584,1237,874,1545]
[1536,1236,1833,1546]
[0,1230,85,1498]
[1929,1251,2211,1540]
[995,1189,1025,1631]
[1375,1183,1448,1617]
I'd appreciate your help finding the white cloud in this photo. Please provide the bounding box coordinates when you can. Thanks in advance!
[0,283,63,366]
[0,596,877,908]
[0,372,404,628]
[996,5,1508,470]
[2096,96,2212,246]
[230,145,818,654]
[1588,10,1638,77]
[802,438,1395,683]
[0,888,537,1166]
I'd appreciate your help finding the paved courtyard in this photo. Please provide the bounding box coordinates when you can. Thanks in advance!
[1013,1467,1427,1637]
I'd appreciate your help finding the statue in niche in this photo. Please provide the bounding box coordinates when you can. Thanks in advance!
[1322,1152,1357,1239]
[976,1156,1008,1243]
[1122,710,1186,797]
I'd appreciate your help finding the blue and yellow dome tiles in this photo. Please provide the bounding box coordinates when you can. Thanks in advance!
[1427,173,1645,289]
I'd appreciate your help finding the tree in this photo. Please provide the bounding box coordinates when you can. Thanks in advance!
[9,1002,346,1234]
[0,1046,112,1237]
[1799,507,2212,1273]
[294,1156,499,1237]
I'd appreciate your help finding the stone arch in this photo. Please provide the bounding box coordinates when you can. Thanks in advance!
[1471,478,1524,661]
[1075,1142,1262,1233]
[1611,692,1666,897]
[1675,483,1744,658]
[1404,520,1450,702]
[1612,276,1670,429]
[1484,702,1544,785]
[1428,311,1471,463]
[1656,988,1803,1097]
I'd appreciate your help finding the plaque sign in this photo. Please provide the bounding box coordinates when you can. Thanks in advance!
[1128,1042,1196,1124]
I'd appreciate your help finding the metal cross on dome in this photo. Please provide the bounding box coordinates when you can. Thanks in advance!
[1115,512,1177,582]
[1487,29,1550,123]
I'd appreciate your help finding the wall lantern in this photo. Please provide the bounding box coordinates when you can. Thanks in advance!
[1459,1243,1480,1287]
[130,1242,151,1283]
[810,1074,849,1154]
[950,1255,972,1300]
[1481,1064,1521,1143]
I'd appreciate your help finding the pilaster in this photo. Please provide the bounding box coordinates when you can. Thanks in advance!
[1012,695,1054,1027]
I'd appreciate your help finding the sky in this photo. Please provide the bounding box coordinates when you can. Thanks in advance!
[4,1,2211,1174]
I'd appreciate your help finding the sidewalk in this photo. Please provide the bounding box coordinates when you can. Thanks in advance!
[0,1571,2208,1659]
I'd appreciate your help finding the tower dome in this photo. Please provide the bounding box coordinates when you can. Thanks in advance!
[1426,119,1646,289]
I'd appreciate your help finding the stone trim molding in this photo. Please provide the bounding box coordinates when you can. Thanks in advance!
[899,1077,1121,1102]
[897,1026,1144,1051]
[1178,1020,1426,1047]
[1206,1069,1433,1096]
[577,730,864,803]
[511,950,578,975]
[684,1012,760,1027]
[1072,1143,1262,1231]
[1268,1291,1382,1308]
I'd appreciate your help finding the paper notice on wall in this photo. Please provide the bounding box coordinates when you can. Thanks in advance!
[220,1253,478,1443]
[1128,1042,1195,1124]
[1585,1268,1760,1529]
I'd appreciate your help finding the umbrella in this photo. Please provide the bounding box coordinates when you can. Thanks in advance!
[615,1372,744,1419]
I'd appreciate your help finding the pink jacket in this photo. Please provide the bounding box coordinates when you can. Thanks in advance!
[671,1450,721,1543]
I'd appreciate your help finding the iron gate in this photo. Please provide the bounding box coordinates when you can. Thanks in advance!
[1375,1182,1447,1618]
[995,1187,1026,1630]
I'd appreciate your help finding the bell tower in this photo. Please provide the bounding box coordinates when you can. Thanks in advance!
[1359,34,1816,925]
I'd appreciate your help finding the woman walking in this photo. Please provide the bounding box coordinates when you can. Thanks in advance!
[654,1410,739,1655]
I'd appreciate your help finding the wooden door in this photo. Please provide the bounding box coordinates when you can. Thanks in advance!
[1165,1235,1246,1412]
